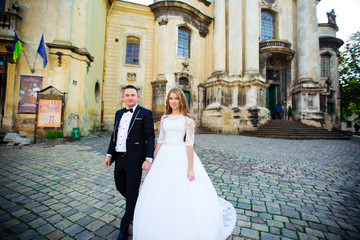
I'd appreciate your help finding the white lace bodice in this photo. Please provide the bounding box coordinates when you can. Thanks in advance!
[157,115,195,146]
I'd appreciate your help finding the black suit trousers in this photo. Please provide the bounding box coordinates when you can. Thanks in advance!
[113,153,142,234]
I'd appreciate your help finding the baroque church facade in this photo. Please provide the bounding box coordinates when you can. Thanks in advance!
[0,0,343,139]
[103,0,343,133]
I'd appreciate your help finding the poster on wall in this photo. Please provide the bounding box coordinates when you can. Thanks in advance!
[18,76,42,113]
[37,99,62,128]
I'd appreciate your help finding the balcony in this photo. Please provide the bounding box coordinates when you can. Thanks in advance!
[259,39,295,59]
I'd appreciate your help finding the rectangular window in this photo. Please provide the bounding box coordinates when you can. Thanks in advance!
[125,36,140,65]
[126,43,139,65]
[321,55,331,78]
[177,28,190,58]
[261,11,275,40]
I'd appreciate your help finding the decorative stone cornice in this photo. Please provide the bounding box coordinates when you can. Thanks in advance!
[319,36,344,53]
[150,1,213,38]
[47,41,94,62]
[204,77,269,88]
[151,79,168,85]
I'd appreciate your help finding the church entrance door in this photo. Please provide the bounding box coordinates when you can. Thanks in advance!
[267,84,278,119]
[184,91,190,107]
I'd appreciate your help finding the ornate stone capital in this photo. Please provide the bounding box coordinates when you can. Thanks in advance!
[158,16,168,25]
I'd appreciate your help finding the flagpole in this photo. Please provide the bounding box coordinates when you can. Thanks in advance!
[33,53,39,72]
[23,50,35,73]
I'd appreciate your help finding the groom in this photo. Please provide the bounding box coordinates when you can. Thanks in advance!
[105,85,155,240]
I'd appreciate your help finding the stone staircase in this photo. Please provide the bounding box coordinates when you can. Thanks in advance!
[239,120,351,140]
[196,126,216,134]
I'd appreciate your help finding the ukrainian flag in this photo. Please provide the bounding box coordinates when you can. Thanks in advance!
[13,31,24,63]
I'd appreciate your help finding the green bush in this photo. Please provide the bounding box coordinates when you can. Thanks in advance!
[288,106,293,118]
[45,131,63,139]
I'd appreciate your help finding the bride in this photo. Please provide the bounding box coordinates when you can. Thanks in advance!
[133,88,236,240]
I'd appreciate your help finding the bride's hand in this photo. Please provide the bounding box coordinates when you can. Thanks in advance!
[187,169,195,181]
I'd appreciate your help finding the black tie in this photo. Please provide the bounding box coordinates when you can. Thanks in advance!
[124,108,133,113]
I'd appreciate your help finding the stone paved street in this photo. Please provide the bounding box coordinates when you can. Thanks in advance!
[1,133,360,240]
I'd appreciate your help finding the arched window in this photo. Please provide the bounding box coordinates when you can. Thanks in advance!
[125,36,140,65]
[177,27,191,58]
[261,11,275,40]
[321,54,331,78]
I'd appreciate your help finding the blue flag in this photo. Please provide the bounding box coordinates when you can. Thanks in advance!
[37,34,47,68]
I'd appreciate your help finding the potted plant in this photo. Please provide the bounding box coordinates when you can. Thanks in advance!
[288,106,293,121]
[44,130,64,145]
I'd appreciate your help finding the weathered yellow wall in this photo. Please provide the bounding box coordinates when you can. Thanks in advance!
[2,0,109,140]
[82,0,107,135]
[103,1,154,129]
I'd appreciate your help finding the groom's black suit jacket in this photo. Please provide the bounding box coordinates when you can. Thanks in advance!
[107,105,155,165]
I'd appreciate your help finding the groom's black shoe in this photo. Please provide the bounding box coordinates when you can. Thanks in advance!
[117,231,128,240]
[128,223,133,236]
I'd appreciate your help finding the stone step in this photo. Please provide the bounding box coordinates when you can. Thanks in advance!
[196,126,216,134]
[239,120,351,140]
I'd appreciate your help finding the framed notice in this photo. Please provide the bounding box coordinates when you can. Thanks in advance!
[18,76,42,113]
[37,99,62,127]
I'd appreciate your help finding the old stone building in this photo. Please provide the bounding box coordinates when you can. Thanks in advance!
[103,0,343,133]
[0,0,111,140]
[0,0,343,139]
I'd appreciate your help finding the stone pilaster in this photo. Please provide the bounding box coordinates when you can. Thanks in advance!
[157,17,168,76]
[151,79,167,122]
[213,0,226,73]
[245,0,260,75]
[228,0,243,76]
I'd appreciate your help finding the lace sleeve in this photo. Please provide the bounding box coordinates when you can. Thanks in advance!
[185,117,195,147]
[157,115,166,144]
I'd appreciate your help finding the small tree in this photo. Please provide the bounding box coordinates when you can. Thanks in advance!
[339,30,360,119]
[288,106,293,119]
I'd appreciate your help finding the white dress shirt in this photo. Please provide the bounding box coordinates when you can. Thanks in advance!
[115,105,137,152]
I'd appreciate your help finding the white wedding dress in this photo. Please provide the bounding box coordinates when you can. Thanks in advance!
[133,115,236,240]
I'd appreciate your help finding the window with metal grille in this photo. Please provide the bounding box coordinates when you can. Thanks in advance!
[261,11,275,40]
[125,36,140,65]
[321,55,331,78]
[0,0,4,12]
[177,27,191,58]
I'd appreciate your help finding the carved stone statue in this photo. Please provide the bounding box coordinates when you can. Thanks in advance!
[327,9,336,25]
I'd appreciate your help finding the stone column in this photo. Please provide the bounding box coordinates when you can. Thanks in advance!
[296,0,320,82]
[228,0,243,76]
[213,0,226,73]
[157,16,168,78]
[245,0,259,75]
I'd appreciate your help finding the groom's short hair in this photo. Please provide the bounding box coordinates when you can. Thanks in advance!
[123,85,139,95]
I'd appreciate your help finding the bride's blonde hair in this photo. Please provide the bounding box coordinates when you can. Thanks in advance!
[165,88,195,121]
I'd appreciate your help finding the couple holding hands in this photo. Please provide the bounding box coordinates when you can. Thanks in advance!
[105,85,236,240]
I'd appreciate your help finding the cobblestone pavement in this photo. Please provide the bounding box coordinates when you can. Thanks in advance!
[1,133,360,240]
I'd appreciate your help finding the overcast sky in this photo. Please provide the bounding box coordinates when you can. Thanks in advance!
[124,0,360,43]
